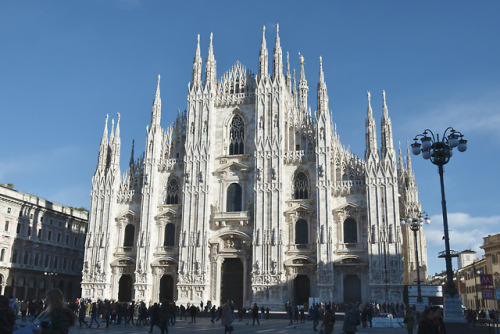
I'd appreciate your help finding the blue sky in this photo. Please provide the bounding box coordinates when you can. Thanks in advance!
[1,0,499,277]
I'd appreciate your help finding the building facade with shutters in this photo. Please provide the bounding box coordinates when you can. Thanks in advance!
[0,184,88,301]
[81,26,427,309]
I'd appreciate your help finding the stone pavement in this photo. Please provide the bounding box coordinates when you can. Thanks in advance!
[64,316,408,334]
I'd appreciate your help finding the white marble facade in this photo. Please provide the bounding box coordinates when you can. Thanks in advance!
[81,26,427,309]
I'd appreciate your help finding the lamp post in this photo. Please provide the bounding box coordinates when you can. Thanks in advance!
[401,213,430,305]
[411,127,467,322]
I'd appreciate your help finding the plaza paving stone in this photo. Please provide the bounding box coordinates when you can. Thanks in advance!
[65,316,408,334]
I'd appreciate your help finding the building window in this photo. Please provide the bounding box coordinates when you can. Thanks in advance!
[7,208,11,214]
[44,255,50,267]
[63,258,67,270]
[23,252,30,265]
[34,253,39,266]
[164,223,175,247]
[229,115,245,155]
[48,231,52,241]
[344,218,357,243]
[226,183,242,212]
[71,259,76,271]
[123,224,135,247]
[16,224,21,234]
[493,253,499,264]
[66,236,69,244]
[0,249,4,262]
[165,178,180,205]
[4,221,8,231]
[12,250,18,263]
[27,226,31,237]
[295,219,308,245]
[294,172,309,199]
[38,229,42,238]
[53,257,58,269]
[74,236,78,246]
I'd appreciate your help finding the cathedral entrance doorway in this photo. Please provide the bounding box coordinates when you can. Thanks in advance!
[294,275,310,306]
[220,258,243,308]
[118,275,133,302]
[159,275,174,302]
[343,274,361,303]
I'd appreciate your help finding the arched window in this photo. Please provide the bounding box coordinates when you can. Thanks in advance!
[164,223,175,247]
[229,115,245,155]
[165,178,180,205]
[0,249,4,262]
[295,219,308,245]
[294,172,309,199]
[344,218,357,243]
[123,224,135,247]
[23,252,30,265]
[226,183,242,212]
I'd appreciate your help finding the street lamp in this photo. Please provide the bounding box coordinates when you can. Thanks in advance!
[411,127,467,322]
[401,213,430,304]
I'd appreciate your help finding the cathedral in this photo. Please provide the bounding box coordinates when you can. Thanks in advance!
[81,25,428,309]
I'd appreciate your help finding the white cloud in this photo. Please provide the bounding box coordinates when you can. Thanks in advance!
[402,88,500,140]
[425,212,500,255]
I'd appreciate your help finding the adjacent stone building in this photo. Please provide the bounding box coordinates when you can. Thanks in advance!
[0,184,88,301]
[81,26,427,308]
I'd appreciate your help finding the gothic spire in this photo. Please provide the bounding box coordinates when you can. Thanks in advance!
[272,24,283,81]
[151,74,161,128]
[364,91,379,161]
[204,32,217,88]
[258,25,269,81]
[406,141,413,173]
[398,141,404,171]
[129,139,135,171]
[286,51,291,91]
[110,112,121,169]
[298,53,308,111]
[192,34,202,89]
[381,90,395,160]
[317,56,329,114]
[97,114,109,169]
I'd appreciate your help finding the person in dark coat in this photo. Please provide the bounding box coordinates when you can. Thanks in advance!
[320,304,335,334]
[148,302,160,333]
[36,288,76,334]
[417,306,443,334]
[252,303,260,325]
[0,295,16,334]
[159,301,170,334]
[343,305,360,334]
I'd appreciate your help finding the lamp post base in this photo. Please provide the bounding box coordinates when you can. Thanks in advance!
[443,293,465,323]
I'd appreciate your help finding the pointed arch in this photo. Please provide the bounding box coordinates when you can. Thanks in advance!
[229,115,245,155]
[294,171,309,199]
[165,177,180,204]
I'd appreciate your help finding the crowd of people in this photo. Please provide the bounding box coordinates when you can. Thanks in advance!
[1,291,499,334]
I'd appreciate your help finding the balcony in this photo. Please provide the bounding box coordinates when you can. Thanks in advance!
[336,242,365,254]
[154,246,179,257]
[113,246,136,257]
[211,211,251,229]
[286,243,316,255]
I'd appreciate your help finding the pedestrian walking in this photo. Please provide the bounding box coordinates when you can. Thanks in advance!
[148,302,159,333]
[221,301,233,334]
[189,304,197,323]
[404,308,415,334]
[78,302,89,328]
[320,304,335,334]
[88,302,100,328]
[0,295,16,334]
[252,303,260,325]
[343,304,361,334]
[159,300,170,334]
[34,288,76,333]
